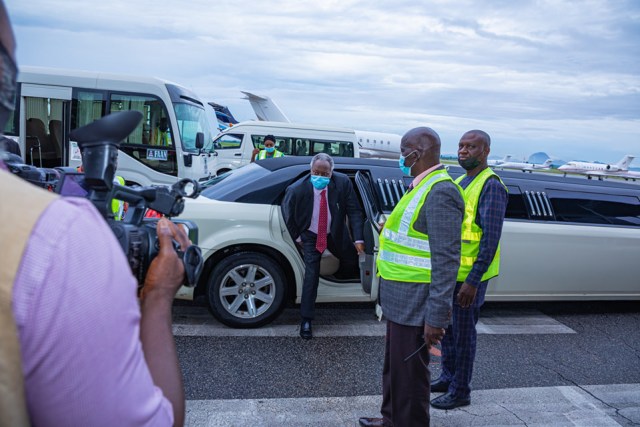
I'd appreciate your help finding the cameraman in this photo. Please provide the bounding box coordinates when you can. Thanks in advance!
[0,3,185,426]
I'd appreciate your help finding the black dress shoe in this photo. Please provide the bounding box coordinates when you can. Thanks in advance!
[430,377,451,393]
[358,417,385,427]
[300,320,312,340]
[430,392,470,410]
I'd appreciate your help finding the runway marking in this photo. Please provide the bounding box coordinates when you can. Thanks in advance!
[184,384,640,426]
[172,306,576,337]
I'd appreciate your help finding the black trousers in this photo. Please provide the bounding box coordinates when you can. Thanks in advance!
[381,320,430,427]
[299,230,337,320]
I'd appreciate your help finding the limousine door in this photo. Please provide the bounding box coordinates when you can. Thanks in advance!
[354,171,385,297]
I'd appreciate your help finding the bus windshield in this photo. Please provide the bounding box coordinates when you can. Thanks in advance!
[173,102,210,152]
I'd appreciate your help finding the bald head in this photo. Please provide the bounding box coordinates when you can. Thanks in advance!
[400,127,441,175]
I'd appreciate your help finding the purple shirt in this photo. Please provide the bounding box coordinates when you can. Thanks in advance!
[12,196,173,426]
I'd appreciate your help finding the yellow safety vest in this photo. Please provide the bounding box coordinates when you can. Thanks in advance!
[156,130,171,146]
[111,175,126,221]
[257,149,284,160]
[455,167,507,282]
[376,169,455,283]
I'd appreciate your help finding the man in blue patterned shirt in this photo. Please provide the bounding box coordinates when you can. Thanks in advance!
[431,130,508,410]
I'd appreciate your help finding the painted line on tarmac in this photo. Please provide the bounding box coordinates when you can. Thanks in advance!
[173,322,387,337]
[172,306,575,337]
[184,384,639,427]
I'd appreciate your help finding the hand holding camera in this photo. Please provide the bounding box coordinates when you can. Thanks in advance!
[141,218,192,299]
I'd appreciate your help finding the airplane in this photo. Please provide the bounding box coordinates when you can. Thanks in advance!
[208,101,239,131]
[558,155,635,180]
[608,169,640,181]
[241,91,402,160]
[498,158,553,173]
[487,155,512,167]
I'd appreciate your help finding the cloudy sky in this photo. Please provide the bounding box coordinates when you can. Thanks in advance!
[6,0,640,162]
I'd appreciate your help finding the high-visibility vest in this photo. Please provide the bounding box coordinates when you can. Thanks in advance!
[455,167,507,282]
[376,169,456,283]
[156,130,171,146]
[257,149,284,160]
[111,175,126,221]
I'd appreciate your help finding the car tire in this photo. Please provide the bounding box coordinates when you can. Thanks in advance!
[207,251,287,328]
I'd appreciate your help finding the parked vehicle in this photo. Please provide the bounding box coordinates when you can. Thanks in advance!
[5,66,214,186]
[177,157,640,328]
[207,121,358,176]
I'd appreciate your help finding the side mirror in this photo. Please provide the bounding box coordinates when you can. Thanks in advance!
[195,132,204,150]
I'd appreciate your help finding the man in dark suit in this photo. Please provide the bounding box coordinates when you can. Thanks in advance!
[359,127,463,427]
[282,153,365,339]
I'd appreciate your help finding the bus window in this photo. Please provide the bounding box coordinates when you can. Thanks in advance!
[295,139,309,156]
[173,102,209,152]
[24,96,66,167]
[110,93,177,177]
[250,135,292,155]
[72,90,105,130]
[215,133,243,150]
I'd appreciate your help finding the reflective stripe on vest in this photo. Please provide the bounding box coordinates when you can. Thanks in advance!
[454,167,506,282]
[258,149,284,160]
[376,169,453,283]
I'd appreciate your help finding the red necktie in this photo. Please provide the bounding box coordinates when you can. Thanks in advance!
[316,189,328,253]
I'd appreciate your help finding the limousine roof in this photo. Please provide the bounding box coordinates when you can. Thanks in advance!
[254,156,640,192]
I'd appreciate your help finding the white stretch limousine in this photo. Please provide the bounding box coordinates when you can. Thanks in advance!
[178,157,640,328]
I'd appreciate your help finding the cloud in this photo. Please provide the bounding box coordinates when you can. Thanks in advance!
[6,0,640,161]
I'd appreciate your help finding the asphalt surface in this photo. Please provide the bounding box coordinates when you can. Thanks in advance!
[173,300,640,425]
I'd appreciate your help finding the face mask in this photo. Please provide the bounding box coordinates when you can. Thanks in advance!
[310,175,330,189]
[458,156,481,171]
[265,146,275,153]
[0,42,18,131]
[399,150,419,176]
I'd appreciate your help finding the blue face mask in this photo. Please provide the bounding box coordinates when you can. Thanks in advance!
[265,146,275,153]
[310,175,330,189]
[399,150,419,176]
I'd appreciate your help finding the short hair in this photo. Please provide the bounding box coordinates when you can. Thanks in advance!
[310,153,334,172]
[463,130,491,148]
[263,134,276,144]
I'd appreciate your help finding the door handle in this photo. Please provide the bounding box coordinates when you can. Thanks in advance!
[234,153,242,156]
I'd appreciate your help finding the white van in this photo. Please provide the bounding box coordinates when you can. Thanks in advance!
[6,66,214,186]
[208,121,359,175]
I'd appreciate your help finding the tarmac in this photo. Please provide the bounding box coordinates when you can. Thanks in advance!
[185,383,640,426]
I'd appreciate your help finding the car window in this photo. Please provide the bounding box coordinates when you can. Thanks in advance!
[547,190,640,226]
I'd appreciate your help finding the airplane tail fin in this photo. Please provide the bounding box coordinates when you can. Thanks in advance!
[616,155,635,171]
[503,155,512,162]
[241,91,291,123]
[543,159,553,167]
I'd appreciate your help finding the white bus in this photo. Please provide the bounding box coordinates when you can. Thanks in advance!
[209,121,359,175]
[4,66,214,186]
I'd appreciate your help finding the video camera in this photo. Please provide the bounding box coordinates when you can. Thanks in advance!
[5,110,203,287]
